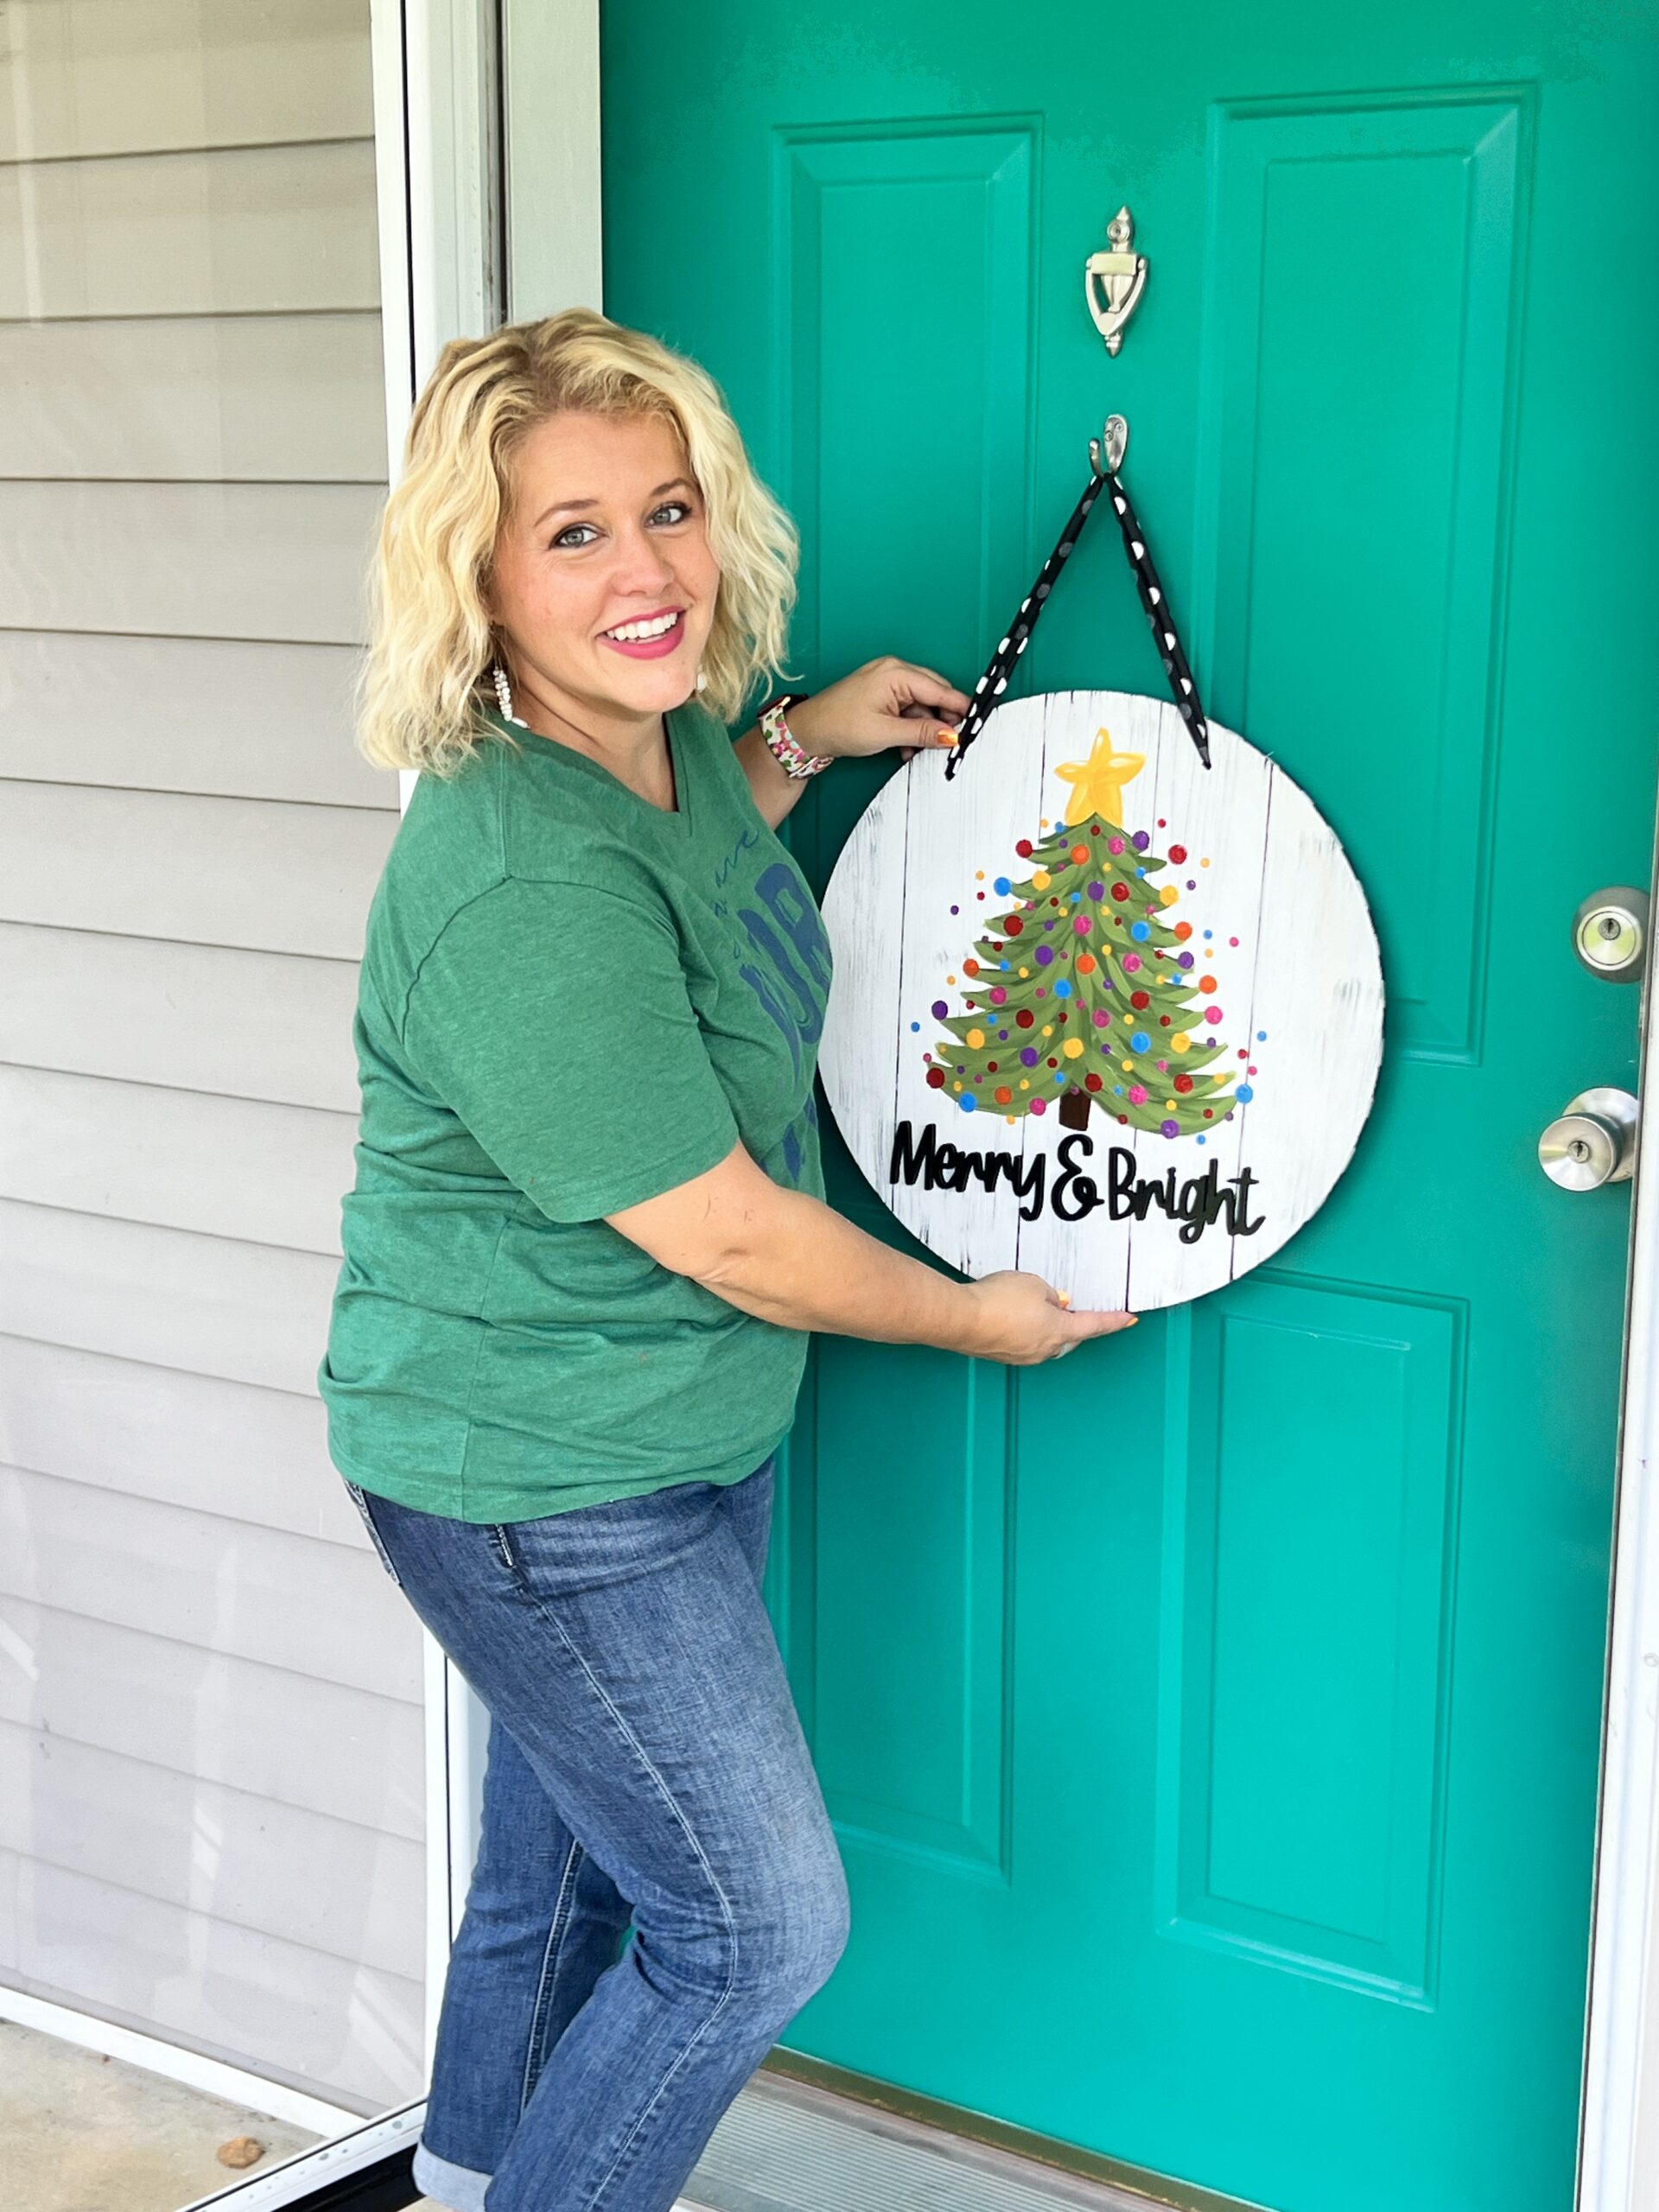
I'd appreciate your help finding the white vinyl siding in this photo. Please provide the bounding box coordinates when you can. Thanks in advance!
[0,0,420,2113]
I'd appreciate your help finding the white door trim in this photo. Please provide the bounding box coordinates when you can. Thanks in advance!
[1579,817,1659,2212]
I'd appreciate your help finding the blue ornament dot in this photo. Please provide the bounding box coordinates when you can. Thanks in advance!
[1236,1084,1255,1103]
[1203,929,1212,940]
[1131,1030,1150,1052]
[1130,921,1150,941]
[959,1094,978,1112]
[1054,979,1072,998]
[909,1020,919,1032]
[994,876,1011,895]
[1257,1030,1267,1041]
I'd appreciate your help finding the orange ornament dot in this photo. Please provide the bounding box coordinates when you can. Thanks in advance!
[1077,952,1097,975]
[1199,975,1217,995]
[1071,844,1089,863]
[1173,922,1192,942]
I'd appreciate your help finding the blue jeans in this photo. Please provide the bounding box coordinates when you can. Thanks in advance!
[345,1456,849,2212]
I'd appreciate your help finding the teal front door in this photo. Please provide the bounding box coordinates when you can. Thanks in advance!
[590,6,1658,2207]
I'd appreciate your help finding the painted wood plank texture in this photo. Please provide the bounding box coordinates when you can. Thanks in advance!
[0,315,386,481]
[0,783,396,958]
[0,632,394,809]
[0,1201,337,1396]
[0,139,380,318]
[0,1598,422,1839]
[819,690,1384,1310]
[0,925,363,1111]
[0,0,373,162]
[0,481,383,644]
[0,1065,355,1255]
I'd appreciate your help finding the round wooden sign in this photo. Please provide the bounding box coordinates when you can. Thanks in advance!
[819,690,1384,1311]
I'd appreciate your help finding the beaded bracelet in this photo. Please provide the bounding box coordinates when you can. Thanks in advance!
[759,693,835,780]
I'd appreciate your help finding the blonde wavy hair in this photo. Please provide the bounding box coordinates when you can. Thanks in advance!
[357,307,799,775]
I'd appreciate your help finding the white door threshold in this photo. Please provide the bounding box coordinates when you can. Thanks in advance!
[681,2066,1206,2212]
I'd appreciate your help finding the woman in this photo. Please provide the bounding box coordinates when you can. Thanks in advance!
[320,307,1134,2212]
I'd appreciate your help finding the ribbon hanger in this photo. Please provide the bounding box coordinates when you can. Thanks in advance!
[944,415,1211,781]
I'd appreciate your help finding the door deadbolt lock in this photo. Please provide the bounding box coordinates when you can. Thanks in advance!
[1538,1088,1639,1190]
[1573,886,1649,982]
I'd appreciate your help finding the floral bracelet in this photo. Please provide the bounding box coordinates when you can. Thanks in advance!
[759,694,836,780]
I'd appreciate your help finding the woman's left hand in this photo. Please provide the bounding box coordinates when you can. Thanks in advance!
[787,657,972,766]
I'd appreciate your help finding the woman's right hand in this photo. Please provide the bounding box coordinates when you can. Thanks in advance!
[959,1270,1138,1365]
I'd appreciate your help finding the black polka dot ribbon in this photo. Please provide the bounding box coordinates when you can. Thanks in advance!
[945,448,1211,780]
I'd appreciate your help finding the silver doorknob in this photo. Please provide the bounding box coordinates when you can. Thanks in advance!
[1538,1088,1639,1190]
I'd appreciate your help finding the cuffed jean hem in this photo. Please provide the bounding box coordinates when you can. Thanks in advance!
[413,2139,492,2212]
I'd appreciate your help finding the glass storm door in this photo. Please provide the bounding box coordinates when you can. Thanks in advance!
[583,3,1659,2206]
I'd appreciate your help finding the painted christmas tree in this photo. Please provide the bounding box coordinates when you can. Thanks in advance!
[924,728,1243,1137]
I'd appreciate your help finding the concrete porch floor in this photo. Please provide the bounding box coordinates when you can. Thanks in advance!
[0,2019,387,2212]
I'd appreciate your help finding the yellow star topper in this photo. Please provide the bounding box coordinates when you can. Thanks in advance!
[1054,727,1145,828]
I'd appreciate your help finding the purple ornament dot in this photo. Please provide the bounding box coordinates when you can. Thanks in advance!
[1133,831,1150,851]
[1020,1047,1039,1066]
[1088,880,1104,899]
[1185,879,1197,889]
[1160,1118,1179,1137]
[931,1000,948,1018]
[1034,945,1054,966]
[950,906,960,915]
[1178,951,1194,968]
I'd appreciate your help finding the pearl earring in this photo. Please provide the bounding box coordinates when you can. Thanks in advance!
[492,661,526,728]
[695,666,708,693]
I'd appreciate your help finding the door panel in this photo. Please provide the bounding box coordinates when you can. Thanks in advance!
[596,5,1658,2207]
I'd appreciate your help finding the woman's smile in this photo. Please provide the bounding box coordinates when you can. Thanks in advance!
[600,605,688,658]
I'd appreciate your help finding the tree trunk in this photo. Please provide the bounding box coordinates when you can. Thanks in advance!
[1059,1086,1092,1132]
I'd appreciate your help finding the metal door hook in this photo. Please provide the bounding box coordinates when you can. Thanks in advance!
[1089,415,1129,478]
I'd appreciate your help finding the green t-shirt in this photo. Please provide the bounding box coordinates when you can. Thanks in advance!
[317,697,833,1522]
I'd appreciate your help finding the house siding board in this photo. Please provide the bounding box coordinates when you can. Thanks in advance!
[0,0,421,2109]
[0,925,363,1113]
[0,632,395,808]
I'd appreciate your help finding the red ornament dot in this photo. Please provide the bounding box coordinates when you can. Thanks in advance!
[1130,990,1150,1009]
[1084,1072,1102,1090]
[1117,1113,1128,1124]
[926,1067,945,1089]
[1110,883,1130,903]
[1203,1108,1213,1118]
[1174,1074,1193,1094]
[1169,843,1187,863]
[1046,1058,1058,1069]
[1016,1010,1034,1028]
[1160,1015,1171,1027]
[1005,917,1023,936]
[1090,824,1102,836]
